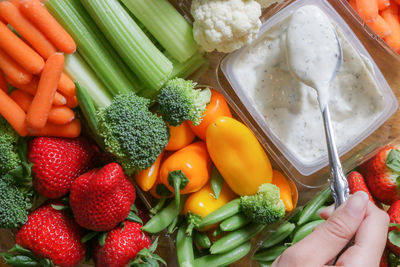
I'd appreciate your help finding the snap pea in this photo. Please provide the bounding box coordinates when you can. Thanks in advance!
[257,261,274,267]
[219,213,250,232]
[198,199,241,229]
[253,245,288,262]
[288,208,302,224]
[297,188,331,225]
[292,220,325,244]
[194,241,251,267]
[261,222,296,249]
[193,231,211,249]
[177,224,195,267]
[210,223,265,254]
[167,216,180,234]
[142,196,187,234]
[309,206,327,222]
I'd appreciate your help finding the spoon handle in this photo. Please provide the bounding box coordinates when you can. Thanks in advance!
[322,107,349,208]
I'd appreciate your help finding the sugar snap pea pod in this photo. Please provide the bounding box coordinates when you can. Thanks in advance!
[193,231,211,249]
[292,220,325,244]
[167,216,181,234]
[298,188,331,225]
[309,206,327,222]
[197,198,241,229]
[177,224,195,267]
[142,196,187,234]
[220,213,251,232]
[253,245,288,262]
[210,223,265,254]
[257,261,274,267]
[194,241,251,267]
[261,221,296,249]
[288,207,302,224]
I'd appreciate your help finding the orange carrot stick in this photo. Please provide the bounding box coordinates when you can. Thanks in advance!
[0,2,57,59]
[0,89,27,136]
[26,53,64,131]
[367,14,392,37]
[0,21,44,74]
[58,72,75,97]
[356,0,379,22]
[10,0,21,8]
[10,90,32,111]
[378,0,390,10]
[20,0,76,54]
[30,119,81,138]
[0,71,7,93]
[0,48,32,85]
[6,76,67,106]
[382,1,400,52]
[66,95,78,108]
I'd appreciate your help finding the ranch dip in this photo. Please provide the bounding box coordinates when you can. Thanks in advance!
[232,5,385,164]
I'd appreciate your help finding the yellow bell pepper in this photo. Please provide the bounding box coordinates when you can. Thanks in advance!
[206,117,273,196]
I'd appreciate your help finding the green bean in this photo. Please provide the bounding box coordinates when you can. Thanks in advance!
[220,213,251,232]
[257,261,274,267]
[193,231,211,249]
[210,223,265,254]
[253,245,288,262]
[292,220,324,244]
[194,242,251,267]
[142,196,187,234]
[298,188,331,225]
[309,206,327,222]
[198,199,241,229]
[177,224,195,267]
[288,207,302,224]
[261,221,296,249]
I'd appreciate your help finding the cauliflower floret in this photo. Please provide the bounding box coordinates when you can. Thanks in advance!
[191,0,262,53]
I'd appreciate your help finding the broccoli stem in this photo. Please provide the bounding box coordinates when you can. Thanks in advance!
[168,170,189,208]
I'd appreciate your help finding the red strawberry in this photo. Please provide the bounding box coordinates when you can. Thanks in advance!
[365,146,400,205]
[15,202,86,267]
[70,163,136,232]
[93,221,153,267]
[29,137,99,199]
[388,200,400,256]
[347,171,375,203]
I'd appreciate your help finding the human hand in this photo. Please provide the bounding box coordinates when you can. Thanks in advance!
[272,191,389,267]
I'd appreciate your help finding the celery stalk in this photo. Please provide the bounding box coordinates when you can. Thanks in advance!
[170,52,207,79]
[121,0,198,63]
[45,0,142,96]
[81,0,173,91]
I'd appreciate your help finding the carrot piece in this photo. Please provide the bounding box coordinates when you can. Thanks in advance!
[0,71,8,93]
[30,119,81,138]
[0,21,44,74]
[0,89,27,136]
[26,53,64,131]
[66,95,78,108]
[10,0,21,8]
[378,0,390,10]
[349,0,357,10]
[356,0,379,22]
[0,2,57,59]
[6,76,67,106]
[382,1,400,52]
[271,170,294,212]
[58,72,75,97]
[367,14,392,37]
[0,48,32,85]
[20,0,76,54]
[10,90,33,111]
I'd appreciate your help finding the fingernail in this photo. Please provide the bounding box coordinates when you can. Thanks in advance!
[344,191,369,217]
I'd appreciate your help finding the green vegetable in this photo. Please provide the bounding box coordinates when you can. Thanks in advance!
[167,170,189,208]
[167,216,180,234]
[240,183,286,225]
[158,78,211,126]
[82,0,172,92]
[210,223,265,254]
[121,0,198,63]
[257,261,274,267]
[309,206,327,222]
[219,213,250,232]
[298,188,331,225]
[194,241,251,267]
[261,221,296,249]
[45,0,140,96]
[150,184,172,216]
[210,167,224,200]
[169,52,208,80]
[0,118,21,176]
[193,231,211,249]
[253,245,288,262]
[292,220,325,244]
[288,208,302,224]
[198,199,241,229]
[177,224,195,267]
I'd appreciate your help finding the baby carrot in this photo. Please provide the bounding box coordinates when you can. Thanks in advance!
[66,95,78,108]
[0,1,57,59]
[26,53,64,131]
[20,0,76,54]
[0,89,28,136]
[367,14,392,38]
[10,90,32,111]
[0,71,7,93]
[6,76,67,106]
[378,0,390,10]
[349,0,357,10]
[0,48,32,85]
[30,119,81,138]
[0,21,44,74]
[382,1,400,52]
[58,72,75,97]
[356,0,379,22]
[10,0,21,8]
[272,170,294,212]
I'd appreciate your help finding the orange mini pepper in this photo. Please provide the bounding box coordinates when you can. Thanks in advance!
[272,170,294,212]
[166,122,195,151]
[135,151,164,191]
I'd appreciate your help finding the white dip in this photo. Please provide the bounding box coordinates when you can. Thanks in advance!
[232,5,384,165]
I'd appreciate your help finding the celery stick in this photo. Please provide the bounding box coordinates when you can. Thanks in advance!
[122,0,198,63]
[170,52,207,79]
[82,0,173,91]
[45,0,142,96]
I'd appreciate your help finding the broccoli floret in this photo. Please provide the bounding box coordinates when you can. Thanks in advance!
[97,93,169,175]
[240,183,285,225]
[158,78,211,126]
[0,178,32,229]
[0,117,21,176]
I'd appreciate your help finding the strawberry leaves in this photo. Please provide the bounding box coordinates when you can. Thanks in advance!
[386,149,400,173]
[0,244,54,267]
[130,237,167,267]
